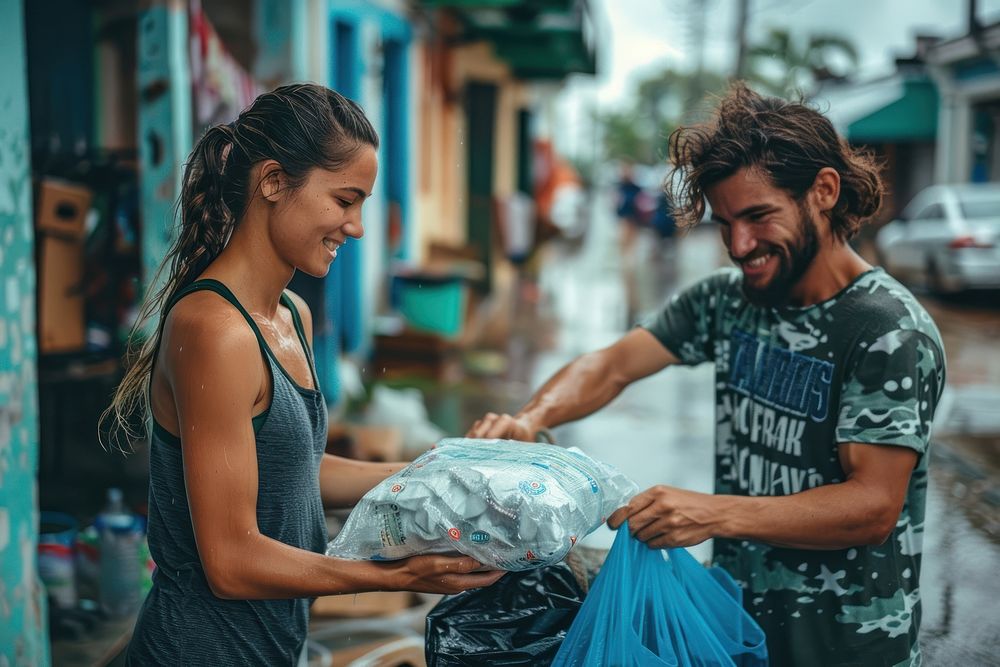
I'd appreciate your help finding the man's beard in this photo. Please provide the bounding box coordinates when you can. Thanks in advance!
[738,204,820,307]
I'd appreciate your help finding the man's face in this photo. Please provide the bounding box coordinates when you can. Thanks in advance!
[706,168,821,307]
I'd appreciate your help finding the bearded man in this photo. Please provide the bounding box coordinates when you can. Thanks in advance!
[469,84,946,666]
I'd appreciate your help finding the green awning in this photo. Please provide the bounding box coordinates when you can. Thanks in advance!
[492,29,595,78]
[847,79,938,143]
[461,5,595,79]
[422,1,595,80]
[420,1,573,9]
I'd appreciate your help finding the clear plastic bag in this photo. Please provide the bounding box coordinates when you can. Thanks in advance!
[326,438,638,570]
[552,524,768,666]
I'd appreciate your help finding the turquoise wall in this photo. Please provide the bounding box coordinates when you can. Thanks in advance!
[138,5,191,296]
[0,0,48,663]
[328,1,412,361]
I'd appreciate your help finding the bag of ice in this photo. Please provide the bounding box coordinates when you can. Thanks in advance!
[326,438,638,570]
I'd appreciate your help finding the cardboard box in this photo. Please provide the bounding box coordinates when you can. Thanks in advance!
[372,330,462,383]
[35,179,92,240]
[352,424,404,463]
[328,636,425,667]
[38,236,86,354]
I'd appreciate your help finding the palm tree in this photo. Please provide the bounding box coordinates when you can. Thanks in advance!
[600,67,732,164]
[747,28,859,97]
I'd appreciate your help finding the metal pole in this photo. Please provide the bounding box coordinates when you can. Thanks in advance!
[734,0,750,80]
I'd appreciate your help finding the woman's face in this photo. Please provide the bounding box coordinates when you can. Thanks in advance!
[270,145,378,278]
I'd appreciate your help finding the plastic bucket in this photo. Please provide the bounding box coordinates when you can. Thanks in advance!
[395,275,467,338]
[38,511,78,609]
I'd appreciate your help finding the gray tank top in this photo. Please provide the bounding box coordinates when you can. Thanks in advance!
[127,279,328,666]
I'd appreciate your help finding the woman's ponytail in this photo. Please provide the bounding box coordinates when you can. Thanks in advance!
[175,124,242,287]
[99,122,246,453]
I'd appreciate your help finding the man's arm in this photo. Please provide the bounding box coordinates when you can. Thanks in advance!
[608,441,917,550]
[467,328,680,440]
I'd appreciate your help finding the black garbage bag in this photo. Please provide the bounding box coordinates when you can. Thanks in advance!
[425,562,586,666]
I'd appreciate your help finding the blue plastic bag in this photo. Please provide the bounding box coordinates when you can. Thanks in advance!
[552,524,768,666]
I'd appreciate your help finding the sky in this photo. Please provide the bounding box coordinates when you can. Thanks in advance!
[550,0,1000,158]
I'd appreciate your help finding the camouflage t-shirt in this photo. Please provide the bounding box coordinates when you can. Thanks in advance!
[642,267,945,667]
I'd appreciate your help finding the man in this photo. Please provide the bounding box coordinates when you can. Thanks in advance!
[615,160,645,254]
[468,84,945,666]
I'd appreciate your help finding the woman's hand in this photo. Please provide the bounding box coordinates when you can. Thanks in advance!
[390,554,505,595]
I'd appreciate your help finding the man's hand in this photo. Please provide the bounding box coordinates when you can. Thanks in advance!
[607,485,722,549]
[466,412,538,441]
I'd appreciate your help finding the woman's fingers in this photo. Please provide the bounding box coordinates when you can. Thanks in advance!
[405,555,505,594]
[440,570,505,592]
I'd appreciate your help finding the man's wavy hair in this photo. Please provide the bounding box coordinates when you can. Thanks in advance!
[667,83,884,241]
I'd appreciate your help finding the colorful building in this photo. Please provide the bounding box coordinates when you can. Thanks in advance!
[0,0,595,662]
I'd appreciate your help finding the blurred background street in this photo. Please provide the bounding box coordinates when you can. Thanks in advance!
[2,0,1000,664]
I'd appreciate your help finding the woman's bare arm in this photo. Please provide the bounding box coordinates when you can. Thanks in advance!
[165,301,501,600]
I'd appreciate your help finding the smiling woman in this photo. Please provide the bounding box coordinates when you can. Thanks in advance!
[98,84,503,666]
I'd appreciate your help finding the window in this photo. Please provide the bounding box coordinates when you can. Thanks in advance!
[913,203,945,220]
[959,197,1000,219]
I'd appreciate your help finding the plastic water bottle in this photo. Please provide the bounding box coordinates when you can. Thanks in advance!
[97,488,143,617]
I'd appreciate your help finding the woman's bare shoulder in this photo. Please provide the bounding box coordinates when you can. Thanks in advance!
[160,291,262,376]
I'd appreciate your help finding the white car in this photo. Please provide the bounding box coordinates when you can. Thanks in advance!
[875,183,1000,293]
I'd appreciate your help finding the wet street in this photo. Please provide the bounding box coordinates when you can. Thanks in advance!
[441,187,1000,662]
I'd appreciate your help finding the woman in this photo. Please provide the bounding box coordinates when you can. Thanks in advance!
[102,84,502,665]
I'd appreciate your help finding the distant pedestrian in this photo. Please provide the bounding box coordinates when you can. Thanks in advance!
[470,83,945,666]
[616,161,644,255]
[651,188,677,241]
[102,83,501,666]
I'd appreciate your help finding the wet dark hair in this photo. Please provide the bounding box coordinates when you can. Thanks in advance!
[102,83,378,452]
[667,83,883,241]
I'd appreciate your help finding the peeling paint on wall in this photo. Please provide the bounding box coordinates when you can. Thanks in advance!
[0,0,48,664]
[138,5,191,297]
